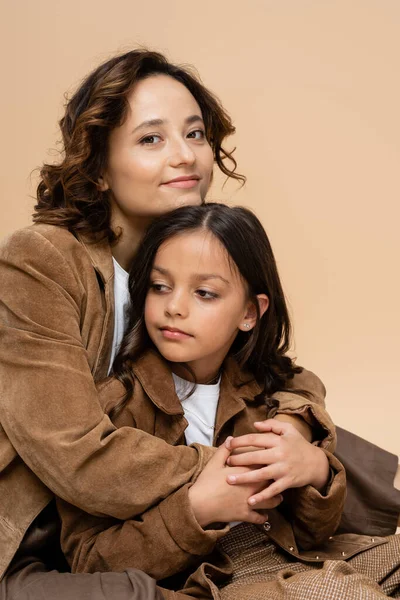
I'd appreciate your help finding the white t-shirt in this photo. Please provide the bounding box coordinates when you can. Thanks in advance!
[108,258,130,374]
[172,373,220,446]
[172,372,240,528]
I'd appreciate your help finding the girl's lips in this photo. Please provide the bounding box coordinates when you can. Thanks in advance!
[160,327,193,340]
[161,179,200,189]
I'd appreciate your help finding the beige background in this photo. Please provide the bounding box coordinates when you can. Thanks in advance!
[1,0,399,456]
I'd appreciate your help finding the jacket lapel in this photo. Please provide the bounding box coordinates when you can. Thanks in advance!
[76,233,115,381]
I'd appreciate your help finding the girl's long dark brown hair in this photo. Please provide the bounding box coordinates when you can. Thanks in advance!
[111,203,303,420]
[33,50,245,242]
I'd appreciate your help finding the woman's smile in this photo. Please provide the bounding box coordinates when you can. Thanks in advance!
[161,174,201,189]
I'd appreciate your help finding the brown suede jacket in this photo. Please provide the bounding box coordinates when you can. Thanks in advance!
[57,351,388,599]
[0,224,338,583]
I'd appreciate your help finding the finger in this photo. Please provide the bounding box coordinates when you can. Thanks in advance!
[251,495,283,510]
[227,448,275,467]
[212,440,232,466]
[248,479,290,505]
[227,465,277,485]
[253,419,289,435]
[241,510,268,526]
[228,432,281,451]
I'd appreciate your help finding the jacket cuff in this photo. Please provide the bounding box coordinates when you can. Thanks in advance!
[293,450,345,506]
[270,394,336,452]
[190,444,217,482]
[158,483,228,555]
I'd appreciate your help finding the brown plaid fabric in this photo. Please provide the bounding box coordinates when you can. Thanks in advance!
[215,523,400,599]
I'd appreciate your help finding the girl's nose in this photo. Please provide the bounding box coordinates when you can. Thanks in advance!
[165,292,188,318]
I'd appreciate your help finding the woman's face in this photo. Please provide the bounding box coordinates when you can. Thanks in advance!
[100,74,214,231]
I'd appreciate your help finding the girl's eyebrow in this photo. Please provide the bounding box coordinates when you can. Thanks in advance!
[132,114,204,135]
[152,266,230,286]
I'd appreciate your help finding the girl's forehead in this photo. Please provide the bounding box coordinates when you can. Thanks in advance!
[154,230,238,277]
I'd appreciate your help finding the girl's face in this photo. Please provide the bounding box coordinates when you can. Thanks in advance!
[144,230,258,383]
[100,75,214,231]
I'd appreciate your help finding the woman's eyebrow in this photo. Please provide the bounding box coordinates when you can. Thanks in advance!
[132,114,203,135]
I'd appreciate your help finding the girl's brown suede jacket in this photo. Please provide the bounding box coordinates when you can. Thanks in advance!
[57,351,388,600]
[0,224,339,582]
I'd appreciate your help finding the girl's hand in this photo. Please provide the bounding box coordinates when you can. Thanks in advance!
[225,420,330,506]
[188,443,283,527]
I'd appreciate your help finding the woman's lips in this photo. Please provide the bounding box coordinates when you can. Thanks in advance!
[161,177,200,189]
[160,327,193,340]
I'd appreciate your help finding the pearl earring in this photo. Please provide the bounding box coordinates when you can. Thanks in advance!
[243,323,251,329]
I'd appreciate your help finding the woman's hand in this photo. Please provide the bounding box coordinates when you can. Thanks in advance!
[188,443,283,528]
[225,419,330,506]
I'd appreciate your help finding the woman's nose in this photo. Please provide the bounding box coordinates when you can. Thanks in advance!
[168,138,196,168]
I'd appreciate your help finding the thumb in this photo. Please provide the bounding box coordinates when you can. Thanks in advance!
[210,439,232,466]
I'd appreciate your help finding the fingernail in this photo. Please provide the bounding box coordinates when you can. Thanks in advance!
[227,475,236,483]
[249,497,256,505]
[225,436,233,448]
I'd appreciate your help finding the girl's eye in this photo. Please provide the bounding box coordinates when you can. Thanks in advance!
[196,289,219,300]
[150,283,169,293]
[187,129,205,140]
[140,134,162,145]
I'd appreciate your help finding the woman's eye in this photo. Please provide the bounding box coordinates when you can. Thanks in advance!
[187,129,205,140]
[196,289,218,300]
[140,134,162,145]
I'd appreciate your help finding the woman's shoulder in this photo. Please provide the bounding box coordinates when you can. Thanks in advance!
[1,223,81,253]
[0,224,113,282]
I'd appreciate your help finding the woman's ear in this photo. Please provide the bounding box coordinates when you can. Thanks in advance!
[239,294,269,332]
[97,174,109,192]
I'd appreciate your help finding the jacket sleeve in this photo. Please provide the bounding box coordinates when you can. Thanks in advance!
[270,367,335,449]
[267,367,346,547]
[0,228,214,519]
[58,484,228,578]
[282,451,346,549]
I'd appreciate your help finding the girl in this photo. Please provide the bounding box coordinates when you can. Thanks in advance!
[0,50,329,600]
[57,204,399,599]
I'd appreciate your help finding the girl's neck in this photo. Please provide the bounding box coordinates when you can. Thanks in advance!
[170,361,222,385]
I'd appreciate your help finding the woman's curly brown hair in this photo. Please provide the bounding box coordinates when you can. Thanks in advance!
[33,49,245,242]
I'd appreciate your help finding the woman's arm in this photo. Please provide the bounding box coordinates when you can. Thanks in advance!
[0,227,214,519]
[58,445,281,578]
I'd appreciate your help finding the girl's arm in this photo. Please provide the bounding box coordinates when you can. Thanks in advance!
[0,227,214,520]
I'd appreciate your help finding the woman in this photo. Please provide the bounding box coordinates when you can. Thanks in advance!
[0,49,327,600]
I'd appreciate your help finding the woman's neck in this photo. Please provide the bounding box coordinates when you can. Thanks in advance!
[111,215,153,271]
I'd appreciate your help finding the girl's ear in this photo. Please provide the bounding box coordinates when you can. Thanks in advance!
[97,174,110,192]
[239,294,269,332]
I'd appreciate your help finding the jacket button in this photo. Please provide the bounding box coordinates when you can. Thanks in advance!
[289,546,294,551]
[315,556,320,560]
[328,536,333,540]
[371,538,375,542]
[341,551,346,556]
[263,521,272,532]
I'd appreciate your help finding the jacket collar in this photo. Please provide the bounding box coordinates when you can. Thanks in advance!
[76,232,115,285]
[133,350,263,438]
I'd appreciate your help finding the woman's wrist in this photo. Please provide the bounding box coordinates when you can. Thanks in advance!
[188,484,210,528]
